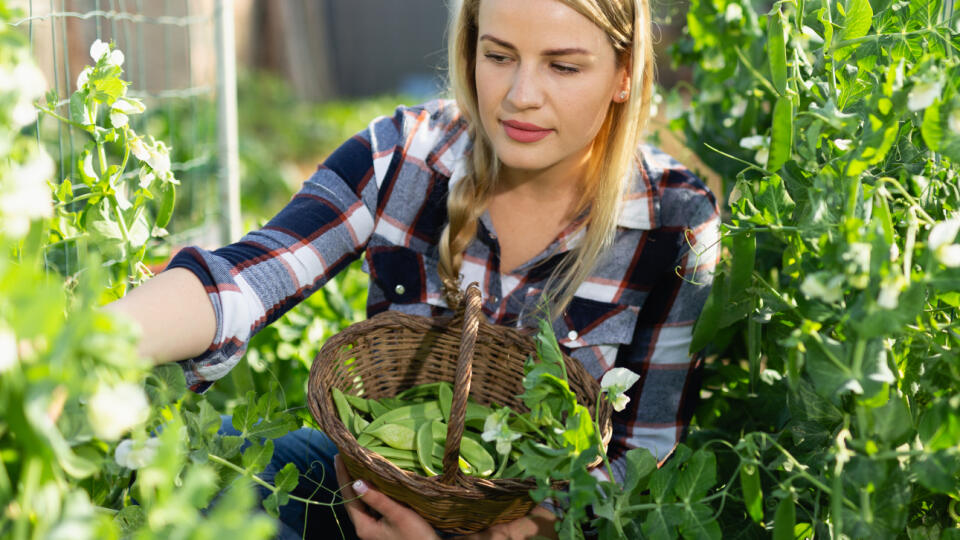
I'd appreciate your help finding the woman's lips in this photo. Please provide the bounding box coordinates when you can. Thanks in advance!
[501,120,552,143]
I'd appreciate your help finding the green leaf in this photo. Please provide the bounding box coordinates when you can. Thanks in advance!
[623,447,657,493]
[642,506,680,539]
[768,97,793,172]
[841,0,873,42]
[674,449,716,502]
[70,91,86,124]
[772,496,797,540]
[144,364,187,406]
[921,99,943,151]
[913,450,960,494]
[273,461,300,493]
[767,8,788,96]
[241,439,275,472]
[740,464,764,523]
[114,505,146,533]
[679,503,721,540]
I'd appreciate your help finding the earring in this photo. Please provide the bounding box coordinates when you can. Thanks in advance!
[618,90,628,101]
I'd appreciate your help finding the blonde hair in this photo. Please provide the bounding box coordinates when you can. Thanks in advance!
[439,0,655,315]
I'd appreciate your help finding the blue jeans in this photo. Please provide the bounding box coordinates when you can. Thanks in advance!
[218,416,358,540]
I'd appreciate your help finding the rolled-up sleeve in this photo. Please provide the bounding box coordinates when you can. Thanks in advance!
[166,110,410,392]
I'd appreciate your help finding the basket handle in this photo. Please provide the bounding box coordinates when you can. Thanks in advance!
[440,282,482,484]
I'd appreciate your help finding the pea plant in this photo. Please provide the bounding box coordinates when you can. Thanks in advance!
[672,0,960,537]
[0,12,306,538]
[37,39,177,300]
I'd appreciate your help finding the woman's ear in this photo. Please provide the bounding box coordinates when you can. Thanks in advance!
[613,58,632,103]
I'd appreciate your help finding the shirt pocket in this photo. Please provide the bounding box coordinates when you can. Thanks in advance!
[366,245,426,304]
[557,296,639,365]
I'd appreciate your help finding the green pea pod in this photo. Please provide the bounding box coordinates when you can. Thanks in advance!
[369,399,390,418]
[344,393,373,414]
[740,464,764,523]
[396,382,449,401]
[364,445,419,463]
[439,383,453,423]
[416,422,441,477]
[730,233,756,294]
[767,7,788,96]
[352,413,369,436]
[331,388,355,431]
[377,397,406,410]
[772,496,797,540]
[768,96,793,172]
[460,433,496,477]
[365,423,417,450]
[363,401,442,433]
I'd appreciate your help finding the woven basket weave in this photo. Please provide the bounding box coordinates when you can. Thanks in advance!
[307,283,612,534]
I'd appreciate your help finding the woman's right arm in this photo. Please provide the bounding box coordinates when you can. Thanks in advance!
[104,267,216,365]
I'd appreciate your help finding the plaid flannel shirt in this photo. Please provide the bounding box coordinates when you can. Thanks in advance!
[168,99,720,481]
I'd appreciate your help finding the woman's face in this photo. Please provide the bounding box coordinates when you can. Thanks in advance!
[474,0,627,181]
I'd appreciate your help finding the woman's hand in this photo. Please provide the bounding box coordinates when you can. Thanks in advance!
[455,505,558,540]
[335,454,441,540]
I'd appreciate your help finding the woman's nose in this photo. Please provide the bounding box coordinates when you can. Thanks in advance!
[505,65,544,109]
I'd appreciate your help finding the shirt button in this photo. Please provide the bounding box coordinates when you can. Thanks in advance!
[567,330,578,341]
[394,284,406,295]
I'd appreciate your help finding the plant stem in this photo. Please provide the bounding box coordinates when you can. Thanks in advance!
[594,393,616,483]
[207,453,356,508]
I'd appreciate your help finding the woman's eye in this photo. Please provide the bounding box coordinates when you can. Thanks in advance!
[484,53,511,64]
[552,63,580,74]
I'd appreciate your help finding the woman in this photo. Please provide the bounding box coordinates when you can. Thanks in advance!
[108,0,719,537]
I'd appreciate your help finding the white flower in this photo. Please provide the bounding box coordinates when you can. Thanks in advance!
[130,137,151,161]
[845,242,871,271]
[877,277,904,310]
[724,3,743,22]
[89,39,110,63]
[110,111,128,128]
[0,327,17,373]
[834,139,853,151]
[730,99,747,118]
[108,49,125,67]
[11,100,37,128]
[481,408,521,455]
[800,273,844,304]
[950,109,960,135]
[938,245,960,267]
[111,97,145,115]
[13,62,47,101]
[76,67,92,89]
[81,153,98,182]
[801,25,823,44]
[1,150,55,238]
[600,367,641,412]
[929,216,960,251]
[87,382,150,441]
[740,135,768,150]
[755,147,769,167]
[114,438,161,469]
[907,80,942,111]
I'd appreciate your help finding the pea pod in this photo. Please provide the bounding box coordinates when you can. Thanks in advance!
[344,393,373,414]
[364,445,419,464]
[369,399,390,418]
[396,382,451,401]
[460,432,496,477]
[364,423,417,450]
[362,401,442,433]
[331,388,355,429]
[416,422,441,477]
[439,383,453,423]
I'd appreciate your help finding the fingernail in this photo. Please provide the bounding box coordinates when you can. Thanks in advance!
[353,479,368,494]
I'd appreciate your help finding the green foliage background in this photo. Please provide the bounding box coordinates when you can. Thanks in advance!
[2,0,960,538]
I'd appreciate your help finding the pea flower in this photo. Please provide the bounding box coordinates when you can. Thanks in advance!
[114,438,161,469]
[877,276,905,310]
[800,272,844,304]
[929,215,960,268]
[87,381,150,441]
[89,39,124,66]
[0,327,17,373]
[600,367,641,412]
[907,80,942,111]
[482,408,521,455]
[0,149,55,238]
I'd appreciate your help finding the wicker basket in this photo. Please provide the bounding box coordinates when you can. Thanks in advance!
[307,283,612,534]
